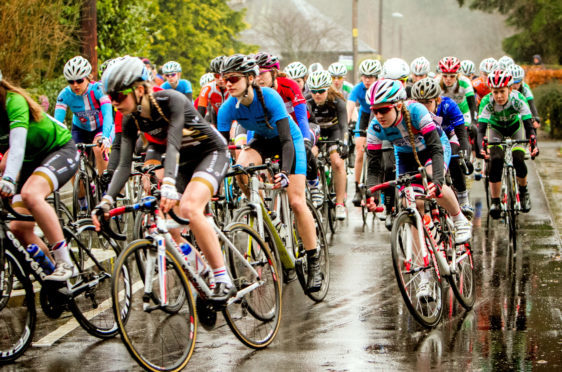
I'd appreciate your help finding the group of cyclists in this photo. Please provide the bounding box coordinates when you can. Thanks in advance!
[0,49,540,322]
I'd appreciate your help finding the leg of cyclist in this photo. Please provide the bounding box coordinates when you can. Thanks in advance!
[487,127,506,218]
[449,142,473,218]
[330,149,347,220]
[511,126,531,212]
[352,135,365,206]
[92,133,108,177]
[382,148,396,229]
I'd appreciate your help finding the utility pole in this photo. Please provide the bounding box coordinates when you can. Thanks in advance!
[81,0,98,76]
[378,0,383,57]
[352,0,358,84]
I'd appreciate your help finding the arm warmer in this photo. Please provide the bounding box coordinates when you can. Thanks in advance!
[336,99,348,140]
[453,124,471,154]
[294,103,310,140]
[424,130,445,187]
[523,118,536,139]
[277,117,296,174]
[527,98,540,119]
[101,102,115,139]
[366,149,382,202]
[106,120,135,199]
[466,95,477,122]
[3,127,27,181]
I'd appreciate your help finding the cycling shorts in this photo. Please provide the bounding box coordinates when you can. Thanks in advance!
[71,125,103,145]
[248,136,306,175]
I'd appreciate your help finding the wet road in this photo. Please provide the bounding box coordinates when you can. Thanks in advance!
[7,147,562,372]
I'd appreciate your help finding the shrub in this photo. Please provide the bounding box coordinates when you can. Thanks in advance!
[523,66,562,89]
[533,82,562,138]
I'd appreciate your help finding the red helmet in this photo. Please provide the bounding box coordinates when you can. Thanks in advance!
[487,69,513,88]
[438,56,461,74]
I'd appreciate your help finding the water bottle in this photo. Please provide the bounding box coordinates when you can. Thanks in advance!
[26,244,55,275]
[180,243,214,288]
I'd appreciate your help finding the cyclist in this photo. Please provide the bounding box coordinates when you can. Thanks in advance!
[412,78,474,217]
[306,70,348,220]
[365,79,472,297]
[382,57,410,95]
[0,70,79,281]
[161,61,193,101]
[473,58,496,105]
[349,59,382,207]
[93,56,235,302]
[460,60,477,80]
[327,62,354,100]
[284,61,309,97]
[196,56,229,125]
[497,55,515,70]
[410,56,431,83]
[55,56,113,187]
[508,64,541,128]
[308,62,324,74]
[217,54,323,292]
[476,69,539,217]
[437,57,478,127]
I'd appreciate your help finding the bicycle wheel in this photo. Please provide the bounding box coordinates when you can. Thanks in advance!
[0,253,13,311]
[0,249,36,364]
[449,241,476,309]
[391,211,443,328]
[316,167,331,234]
[506,169,518,253]
[222,222,282,349]
[302,199,330,302]
[484,159,491,211]
[72,171,93,219]
[66,220,127,338]
[112,239,196,372]
[325,168,337,234]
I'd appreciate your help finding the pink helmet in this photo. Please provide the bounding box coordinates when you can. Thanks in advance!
[254,52,280,70]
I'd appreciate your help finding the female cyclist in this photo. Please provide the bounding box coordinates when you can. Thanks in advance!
[460,60,477,80]
[410,56,431,83]
[411,77,474,217]
[508,64,541,128]
[196,56,229,125]
[217,54,323,292]
[306,70,348,220]
[0,70,79,281]
[161,61,193,101]
[284,61,309,97]
[327,62,354,100]
[476,69,539,217]
[93,56,234,302]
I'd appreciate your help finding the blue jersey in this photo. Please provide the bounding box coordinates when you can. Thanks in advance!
[367,101,448,153]
[55,82,114,139]
[349,81,370,115]
[161,79,193,95]
[436,96,465,135]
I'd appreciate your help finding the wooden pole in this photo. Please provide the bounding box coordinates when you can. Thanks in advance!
[352,0,358,84]
[81,0,98,77]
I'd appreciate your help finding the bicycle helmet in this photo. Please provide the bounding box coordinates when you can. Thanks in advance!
[308,62,324,73]
[327,62,348,77]
[220,54,259,76]
[381,58,410,80]
[102,56,150,94]
[306,70,332,90]
[479,57,497,74]
[200,72,215,87]
[410,57,431,76]
[366,79,407,106]
[254,52,280,69]
[209,56,226,74]
[487,69,513,88]
[359,59,382,76]
[460,60,476,76]
[497,55,514,70]
[438,56,461,74]
[162,61,182,74]
[507,64,525,83]
[63,56,92,80]
[411,77,442,100]
[284,62,308,79]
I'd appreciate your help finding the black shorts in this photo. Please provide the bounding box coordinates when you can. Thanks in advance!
[248,136,306,175]
[176,149,230,195]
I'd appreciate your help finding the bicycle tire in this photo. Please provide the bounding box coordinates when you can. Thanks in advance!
[72,171,93,219]
[507,169,518,253]
[0,253,14,311]
[302,199,330,302]
[391,211,443,328]
[222,222,282,349]
[0,249,36,364]
[448,241,476,309]
[325,167,337,234]
[112,239,196,372]
[66,220,128,338]
[316,167,331,234]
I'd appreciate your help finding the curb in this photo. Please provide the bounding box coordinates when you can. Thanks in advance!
[532,161,562,250]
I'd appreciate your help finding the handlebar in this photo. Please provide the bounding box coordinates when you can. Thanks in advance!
[366,173,423,197]
[224,159,279,178]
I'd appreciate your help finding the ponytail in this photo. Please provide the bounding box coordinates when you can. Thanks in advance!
[403,103,422,168]
[252,83,273,129]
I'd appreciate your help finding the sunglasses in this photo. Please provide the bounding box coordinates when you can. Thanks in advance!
[310,89,327,95]
[223,75,245,84]
[165,73,177,78]
[332,76,344,80]
[109,88,133,103]
[68,78,85,85]
[371,104,395,115]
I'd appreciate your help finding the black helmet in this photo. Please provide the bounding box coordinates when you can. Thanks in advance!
[102,56,150,94]
[209,56,226,74]
[220,54,259,75]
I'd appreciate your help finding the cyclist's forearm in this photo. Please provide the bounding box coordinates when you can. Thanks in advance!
[454,124,471,154]
[523,118,536,139]
[3,127,27,181]
[277,118,296,174]
[366,149,383,188]
[466,95,477,122]
[424,131,445,185]
[527,98,539,119]
[101,103,115,139]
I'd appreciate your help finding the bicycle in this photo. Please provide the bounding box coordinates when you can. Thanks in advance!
[367,168,475,328]
[0,199,128,364]
[106,195,282,372]
[314,138,342,234]
[229,160,330,302]
[72,142,103,219]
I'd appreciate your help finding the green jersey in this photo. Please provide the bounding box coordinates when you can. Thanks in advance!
[478,90,532,130]
[520,82,534,102]
[439,75,475,124]
[1,92,71,162]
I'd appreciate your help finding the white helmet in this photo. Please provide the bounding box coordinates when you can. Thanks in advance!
[307,70,333,90]
[308,62,324,73]
[479,57,497,74]
[284,62,308,79]
[410,57,430,76]
[382,58,410,80]
[63,56,92,81]
[359,59,382,76]
[498,56,514,70]
[162,61,182,74]
[366,79,407,106]
[327,62,348,77]
[507,64,525,83]
[460,60,476,76]
[199,72,214,87]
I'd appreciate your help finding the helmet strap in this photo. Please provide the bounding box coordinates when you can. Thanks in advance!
[391,105,402,127]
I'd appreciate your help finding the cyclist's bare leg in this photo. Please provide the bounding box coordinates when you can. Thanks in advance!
[330,151,346,204]
[235,147,262,196]
[354,137,366,184]
[92,135,108,176]
[287,174,317,251]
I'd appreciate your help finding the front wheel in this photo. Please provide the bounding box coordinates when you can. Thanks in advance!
[448,242,476,309]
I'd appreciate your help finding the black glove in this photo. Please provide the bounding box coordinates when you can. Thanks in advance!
[338,144,349,159]
[92,197,113,220]
[304,138,313,152]
[100,169,114,191]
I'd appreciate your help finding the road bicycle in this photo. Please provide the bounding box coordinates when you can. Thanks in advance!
[106,195,281,372]
[314,137,343,234]
[72,143,103,220]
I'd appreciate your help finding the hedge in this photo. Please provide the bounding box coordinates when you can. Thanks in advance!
[533,82,562,139]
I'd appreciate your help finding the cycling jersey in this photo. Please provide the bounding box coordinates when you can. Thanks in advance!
[519,82,534,101]
[436,96,465,135]
[161,79,193,95]
[2,92,71,162]
[54,82,114,139]
[341,81,354,100]
[197,81,229,122]
[478,91,532,130]
[348,81,370,115]
[472,76,490,104]
[438,75,475,124]
[275,76,309,139]
[307,97,347,131]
